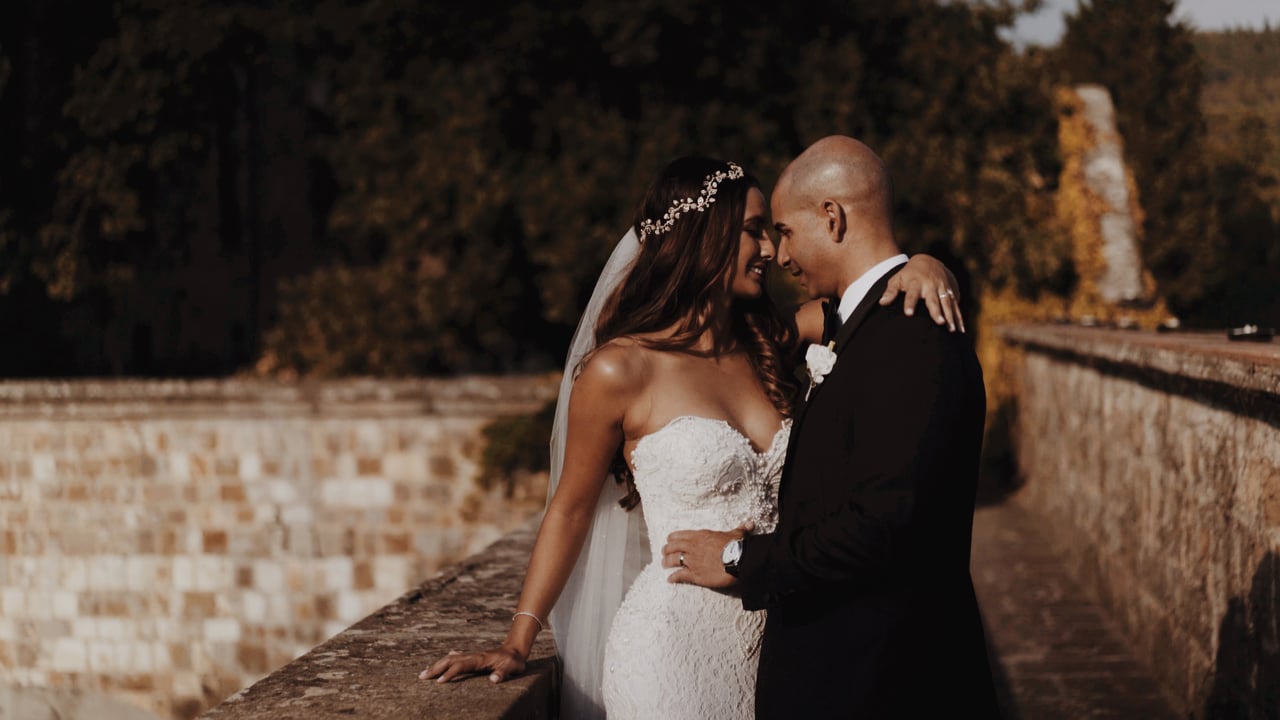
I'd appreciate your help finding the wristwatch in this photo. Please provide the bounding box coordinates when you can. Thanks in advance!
[722,538,744,577]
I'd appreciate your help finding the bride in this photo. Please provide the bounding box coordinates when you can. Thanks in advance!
[420,156,963,718]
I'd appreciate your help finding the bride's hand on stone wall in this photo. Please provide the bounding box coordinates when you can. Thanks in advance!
[420,647,527,684]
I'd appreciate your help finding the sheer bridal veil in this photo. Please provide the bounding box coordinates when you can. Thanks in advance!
[547,228,650,720]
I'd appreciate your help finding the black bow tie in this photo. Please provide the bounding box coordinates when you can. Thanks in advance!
[821,300,842,345]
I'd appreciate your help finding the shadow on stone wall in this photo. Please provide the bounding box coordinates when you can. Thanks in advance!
[1204,551,1280,719]
[977,395,1025,506]
[986,631,1022,720]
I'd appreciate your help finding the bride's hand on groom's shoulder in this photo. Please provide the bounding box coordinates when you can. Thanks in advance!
[880,254,965,333]
[419,647,526,684]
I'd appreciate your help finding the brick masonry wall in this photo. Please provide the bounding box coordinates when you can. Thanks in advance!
[198,518,560,720]
[1003,326,1280,717]
[0,376,557,720]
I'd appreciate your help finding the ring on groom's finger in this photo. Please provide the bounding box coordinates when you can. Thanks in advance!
[678,552,686,567]
[939,290,955,298]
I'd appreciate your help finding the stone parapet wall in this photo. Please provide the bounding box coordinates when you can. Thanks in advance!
[0,375,557,720]
[1002,326,1280,717]
[200,519,558,720]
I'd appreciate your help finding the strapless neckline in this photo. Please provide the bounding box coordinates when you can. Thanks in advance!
[632,415,790,465]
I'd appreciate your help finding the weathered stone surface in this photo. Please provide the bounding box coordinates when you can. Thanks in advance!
[198,499,1191,720]
[973,502,1180,719]
[0,376,559,420]
[200,520,558,720]
[1002,325,1280,718]
[9,336,1275,718]
[0,376,557,719]
[1074,84,1147,305]
[1000,325,1280,398]
[0,686,162,720]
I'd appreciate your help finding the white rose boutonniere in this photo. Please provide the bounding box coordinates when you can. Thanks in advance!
[804,341,838,400]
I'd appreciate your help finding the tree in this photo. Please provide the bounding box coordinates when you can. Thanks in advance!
[1201,114,1280,327]
[263,0,1064,375]
[1056,0,1220,317]
[1,0,329,374]
[0,0,118,373]
[1193,28,1280,327]
[3,0,1065,376]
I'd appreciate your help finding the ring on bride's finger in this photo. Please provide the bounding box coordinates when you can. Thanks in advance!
[678,552,686,567]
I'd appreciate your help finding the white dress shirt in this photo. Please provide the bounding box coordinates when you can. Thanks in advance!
[836,254,910,322]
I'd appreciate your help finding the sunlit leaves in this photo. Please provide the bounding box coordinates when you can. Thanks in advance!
[1057,0,1219,313]
[14,0,1072,374]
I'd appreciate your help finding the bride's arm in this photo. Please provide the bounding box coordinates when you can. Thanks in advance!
[421,346,643,684]
[792,254,965,344]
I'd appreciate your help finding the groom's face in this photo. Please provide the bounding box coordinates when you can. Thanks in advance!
[771,188,838,299]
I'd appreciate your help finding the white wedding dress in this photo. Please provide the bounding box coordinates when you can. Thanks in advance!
[601,415,790,719]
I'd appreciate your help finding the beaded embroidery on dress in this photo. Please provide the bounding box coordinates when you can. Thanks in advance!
[601,415,789,720]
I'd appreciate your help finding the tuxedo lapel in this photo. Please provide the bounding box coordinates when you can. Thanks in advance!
[784,265,906,491]
[799,264,905,409]
[820,300,841,345]
[832,264,904,355]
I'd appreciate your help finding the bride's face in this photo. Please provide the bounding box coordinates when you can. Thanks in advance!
[729,188,774,299]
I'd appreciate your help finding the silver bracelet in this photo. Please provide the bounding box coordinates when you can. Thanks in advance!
[512,611,544,631]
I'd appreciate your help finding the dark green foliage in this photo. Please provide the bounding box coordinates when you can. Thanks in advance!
[1056,3,1280,328]
[1194,28,1280,328]
[1201,128,1280,328]
[1056,0,1219,316]
[267,0,1064,373]
[0,0,325,374]
[0,0,1077,375]
[1197,27,1280,188]
[478,400,556,497]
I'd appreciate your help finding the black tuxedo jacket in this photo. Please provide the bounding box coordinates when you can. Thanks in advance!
[737,266,999,718]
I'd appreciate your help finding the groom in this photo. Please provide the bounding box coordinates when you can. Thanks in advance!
[665,136,999,717]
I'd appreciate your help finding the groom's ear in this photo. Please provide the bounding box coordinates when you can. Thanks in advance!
[821,199,847,243]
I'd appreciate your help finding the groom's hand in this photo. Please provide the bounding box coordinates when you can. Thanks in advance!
[662,522,753,589]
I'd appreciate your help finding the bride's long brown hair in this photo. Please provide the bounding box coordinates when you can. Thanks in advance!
[594,156,799,509]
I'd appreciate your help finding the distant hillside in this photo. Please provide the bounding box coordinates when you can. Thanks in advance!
[1194,28,1280,186]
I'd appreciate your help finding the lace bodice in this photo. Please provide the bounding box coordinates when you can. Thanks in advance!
[602,415,790,720]
[631,415,789,552]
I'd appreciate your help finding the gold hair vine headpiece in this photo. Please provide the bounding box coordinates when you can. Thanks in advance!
[638,162,745,242]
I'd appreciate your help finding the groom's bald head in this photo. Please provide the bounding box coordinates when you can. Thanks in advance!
[774,135,894,225]
[770,136,900,300]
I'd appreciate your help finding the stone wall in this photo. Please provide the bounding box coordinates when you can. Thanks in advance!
[0,376,557,720]
[1002,325,1280,717]
[199,518,559,720]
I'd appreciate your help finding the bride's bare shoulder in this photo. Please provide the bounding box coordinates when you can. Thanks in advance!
[574,337,653,399]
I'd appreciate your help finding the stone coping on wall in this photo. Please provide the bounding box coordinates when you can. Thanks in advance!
[999,325,1280,400]
[200,518,559,720]
[0,375,561,419]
